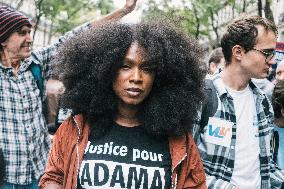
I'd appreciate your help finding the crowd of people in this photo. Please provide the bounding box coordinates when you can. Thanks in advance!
[0,0,284,189]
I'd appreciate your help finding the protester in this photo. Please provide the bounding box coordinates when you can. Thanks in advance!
[45,79,64,124]
[0,1,137,188]
[276,59,284,81]
[207,47,225,77]
[272,80,284,170]
[39,21,207,189]
[45,79,64,135]
[194,15,284,188]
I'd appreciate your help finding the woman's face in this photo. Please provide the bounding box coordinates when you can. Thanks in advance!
[113,42,155,106]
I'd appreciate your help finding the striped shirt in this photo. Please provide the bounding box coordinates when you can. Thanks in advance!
[193,74,284,189]
[0,23,91,185]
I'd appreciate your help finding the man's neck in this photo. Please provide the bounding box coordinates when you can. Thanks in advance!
[221,64,250,91]
[0,51,21,75]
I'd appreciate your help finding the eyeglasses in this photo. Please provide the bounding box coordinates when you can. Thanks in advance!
[251,48,275,62]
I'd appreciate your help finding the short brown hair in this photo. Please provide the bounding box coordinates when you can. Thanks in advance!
[221,15,277,64]
[208,47,224,66]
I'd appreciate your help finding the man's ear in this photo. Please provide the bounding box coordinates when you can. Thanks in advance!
[232,45,243,61]
[209,63,217,74]
[281,108,284,117]
[1,42,7,48]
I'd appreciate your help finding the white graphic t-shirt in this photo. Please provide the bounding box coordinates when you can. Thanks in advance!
[77,122,172,189]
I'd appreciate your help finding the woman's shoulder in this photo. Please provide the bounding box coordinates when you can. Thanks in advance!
[54,114,88,138]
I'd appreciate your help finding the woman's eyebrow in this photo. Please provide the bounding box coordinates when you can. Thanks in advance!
[123,58,134,64]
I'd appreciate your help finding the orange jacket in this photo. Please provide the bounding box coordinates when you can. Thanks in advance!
[39,115,206,189]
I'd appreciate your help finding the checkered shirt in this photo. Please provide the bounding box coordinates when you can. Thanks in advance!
[193,74,284,189]
[0,23,91,185]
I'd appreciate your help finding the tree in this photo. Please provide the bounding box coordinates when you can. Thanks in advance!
[264,0,274,23]
[257,0,262,17]
[141,0,231,45]
[141,0,275,48]
[32,0,113,45]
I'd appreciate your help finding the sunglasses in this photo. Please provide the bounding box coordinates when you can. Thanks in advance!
[251,48,275,62]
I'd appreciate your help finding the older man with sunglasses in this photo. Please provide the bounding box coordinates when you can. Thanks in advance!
[194,15,284,189]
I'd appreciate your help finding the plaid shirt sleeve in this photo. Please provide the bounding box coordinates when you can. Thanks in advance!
[206,176,235,189]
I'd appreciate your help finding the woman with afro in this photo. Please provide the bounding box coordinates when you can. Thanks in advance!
[39,21,207,189]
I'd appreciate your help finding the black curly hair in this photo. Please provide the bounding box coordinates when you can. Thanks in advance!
[221,15,277,64]
[54,21,205,138]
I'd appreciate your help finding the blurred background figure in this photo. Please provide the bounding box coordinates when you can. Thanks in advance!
[206,47,225,79]
[272,80,284,169]
[45,80,64,124]
[276,59,284,81]
[252,58,284,102]
[252,77,275,102]
[44,79,64,135]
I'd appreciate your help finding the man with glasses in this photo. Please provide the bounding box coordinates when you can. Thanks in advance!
[194,15,284,189]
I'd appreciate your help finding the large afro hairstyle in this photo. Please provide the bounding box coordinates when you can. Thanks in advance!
[53,20,205,138]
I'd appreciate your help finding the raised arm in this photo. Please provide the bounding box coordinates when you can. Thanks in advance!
[91,0,137,26]
[32,0,138,81]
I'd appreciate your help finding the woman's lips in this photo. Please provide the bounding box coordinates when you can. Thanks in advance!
[126,88,143,97]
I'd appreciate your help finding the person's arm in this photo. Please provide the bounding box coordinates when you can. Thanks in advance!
[39,121,67,189]
[41,183,62,189]
[206,176,237,189]
[91,0,137,26]
[185,134,207,189]
[31,0,137,80]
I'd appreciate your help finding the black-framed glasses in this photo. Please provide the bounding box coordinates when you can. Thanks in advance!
[252,48,275,62]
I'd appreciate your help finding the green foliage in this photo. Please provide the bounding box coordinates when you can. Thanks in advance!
[141,0,228,40]
[35,0,114,34]
[141,0,265,47]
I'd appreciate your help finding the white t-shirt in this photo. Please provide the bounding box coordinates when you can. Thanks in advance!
[226,85,261,189]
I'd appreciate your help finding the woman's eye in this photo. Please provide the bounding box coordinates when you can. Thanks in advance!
[142,66,155,73]
[121,64,130,70]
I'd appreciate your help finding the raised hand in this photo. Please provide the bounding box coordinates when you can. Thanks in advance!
[124,0,138,13]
